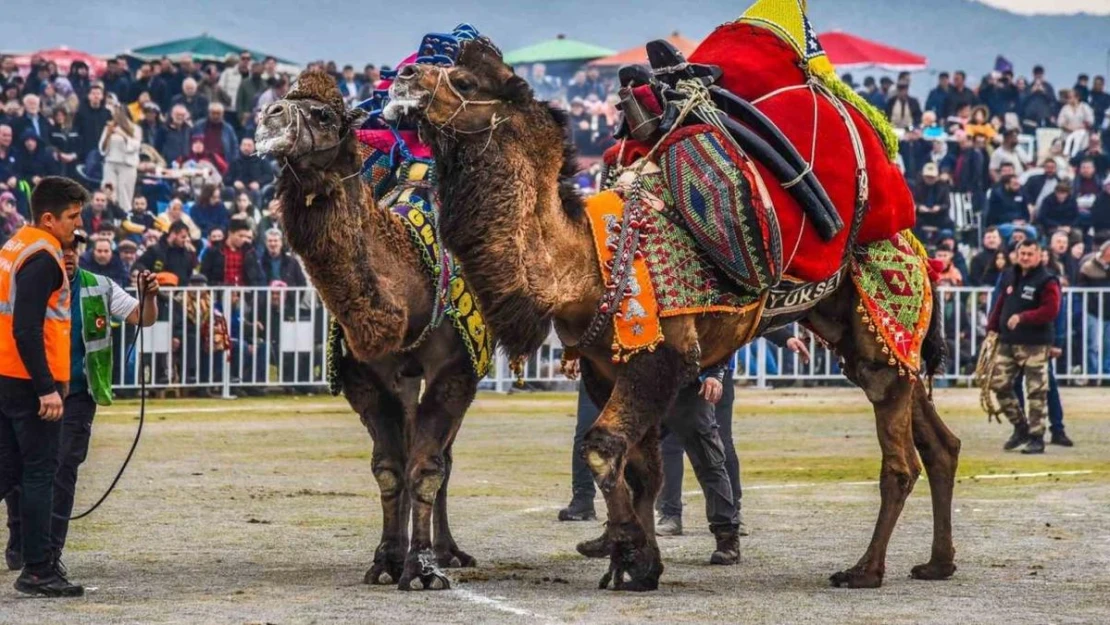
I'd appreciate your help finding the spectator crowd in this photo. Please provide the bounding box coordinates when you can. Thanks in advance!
[1,47,1108,383]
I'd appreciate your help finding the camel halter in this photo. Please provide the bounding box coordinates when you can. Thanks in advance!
[426,66,508,139]
[279,105,361,189]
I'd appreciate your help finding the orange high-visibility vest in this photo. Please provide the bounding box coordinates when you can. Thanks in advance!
[0,226,71,383]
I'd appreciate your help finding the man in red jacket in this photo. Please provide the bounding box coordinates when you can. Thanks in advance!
[986,239,1062,454]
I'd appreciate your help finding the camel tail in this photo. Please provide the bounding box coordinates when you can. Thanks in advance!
[920,280,947,384]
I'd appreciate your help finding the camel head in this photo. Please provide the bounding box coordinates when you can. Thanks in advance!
[386,38,534,137]
[256,70,367,167]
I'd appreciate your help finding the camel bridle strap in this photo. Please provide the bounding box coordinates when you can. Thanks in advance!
[281,105,360,186]
[426,66,508,139]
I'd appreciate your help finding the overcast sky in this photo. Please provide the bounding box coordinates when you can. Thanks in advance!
[975,0,1110,14]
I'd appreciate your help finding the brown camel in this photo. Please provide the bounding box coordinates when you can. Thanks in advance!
[389,39,961,591]
[254,71,480,591]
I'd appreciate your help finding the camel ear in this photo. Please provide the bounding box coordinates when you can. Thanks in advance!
[345,107,369,129]
[503,75,533,104]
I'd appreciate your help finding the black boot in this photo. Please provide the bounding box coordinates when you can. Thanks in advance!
[557,495,596,522]
[1021,436,1045,455]
[4,548,21,572]
[1050,431,1074,447]
[14,564,83,597]
[709,526,740,565]
[1003,422,1030,451]
[4,532,20,571]
[576,532,611,559]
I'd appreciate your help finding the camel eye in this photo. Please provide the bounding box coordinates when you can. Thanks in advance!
[312,106,335,123]
[454,76,476,94]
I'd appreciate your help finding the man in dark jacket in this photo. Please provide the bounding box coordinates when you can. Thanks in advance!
[986,240,1061,454]
[1092,178,1110,245]
[79,238,128,286]
[1089,76,1110,131]
[944,71,977,118]
[984,174,1028,227]
[14,131,56,184]
[884,82,922,129]
[969,227,1004,286]
[72,85,111,161]
[155,105,192,165]
[227,137,272,199]
[135,221,196,286]
[260,229,306,286]
[11,95,53,145]
[100,58,132,103]
[1035,181,1079,232]
[200,220,263,287]
[235,62,267,119]
[1022,158,1062,214]
[1076,241,1110,376]
[913,163,952,242]
[925,72,949,115]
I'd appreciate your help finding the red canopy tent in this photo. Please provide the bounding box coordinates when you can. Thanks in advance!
[816,31,926,72]
[10,47,107,78]
[588,32,700,68]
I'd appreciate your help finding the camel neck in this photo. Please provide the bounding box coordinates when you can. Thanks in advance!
[431,120,600,357]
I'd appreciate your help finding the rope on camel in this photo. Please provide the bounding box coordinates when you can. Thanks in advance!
[975,331,1004,423]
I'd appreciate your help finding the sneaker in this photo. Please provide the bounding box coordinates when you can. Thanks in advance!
[1003,422,1030,451]
[710,526,740,565]
[1050,431,1074,447]
[1020,436,1045,455]
[5,548,21,572]
[656,515,683,537]
[13,567,83,597]
[557,496,596,522]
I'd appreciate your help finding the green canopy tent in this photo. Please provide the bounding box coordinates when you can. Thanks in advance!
[128,34,298,70]
[503,34,614,66]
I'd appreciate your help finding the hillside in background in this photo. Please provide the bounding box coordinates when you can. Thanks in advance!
[3,0,1108,89]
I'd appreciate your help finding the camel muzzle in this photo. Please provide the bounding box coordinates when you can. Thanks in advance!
[255,102,298,156]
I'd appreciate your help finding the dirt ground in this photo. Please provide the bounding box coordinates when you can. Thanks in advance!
[0,387,1107,624]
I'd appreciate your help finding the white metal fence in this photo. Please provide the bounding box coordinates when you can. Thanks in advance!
[111,285,1110,395]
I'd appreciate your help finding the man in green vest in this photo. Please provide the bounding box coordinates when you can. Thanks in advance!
[5,232,159,578]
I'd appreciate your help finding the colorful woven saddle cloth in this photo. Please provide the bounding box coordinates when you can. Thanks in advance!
[657,124,782,295]
[325,149,494,394]
[585,180,761,362]
[849,232,934,375]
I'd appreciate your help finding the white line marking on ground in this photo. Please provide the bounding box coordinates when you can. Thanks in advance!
[98,403,344,416]
[682,470,1094,497]
[452,587,563,623]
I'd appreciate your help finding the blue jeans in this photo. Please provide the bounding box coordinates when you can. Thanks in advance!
[1015,362,1064,435]
[1084,315,1110,376]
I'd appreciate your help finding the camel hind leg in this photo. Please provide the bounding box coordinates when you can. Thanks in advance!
[398,358,477,591]
[909,382,960,580]
[811,286,921,589]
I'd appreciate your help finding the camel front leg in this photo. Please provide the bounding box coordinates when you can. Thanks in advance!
[433,442,477,568]
[343,366,409,586]
[399,364,476,591]
[582,344,693,592]
[909,382,961,581]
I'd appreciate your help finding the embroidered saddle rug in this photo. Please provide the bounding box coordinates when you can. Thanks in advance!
[326,148,494,394]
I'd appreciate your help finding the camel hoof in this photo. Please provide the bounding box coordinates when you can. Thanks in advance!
[911,561,957,581]
[829,567,883,589]
[598,541,662,592]
[399,549,452,591]
[436,547,477,568]
[364,560,403,586]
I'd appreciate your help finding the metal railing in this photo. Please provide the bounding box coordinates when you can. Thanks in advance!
[110,285,1110,395]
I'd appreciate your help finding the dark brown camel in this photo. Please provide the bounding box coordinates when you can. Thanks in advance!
[255,71,478,591]
[389,39,961,591]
